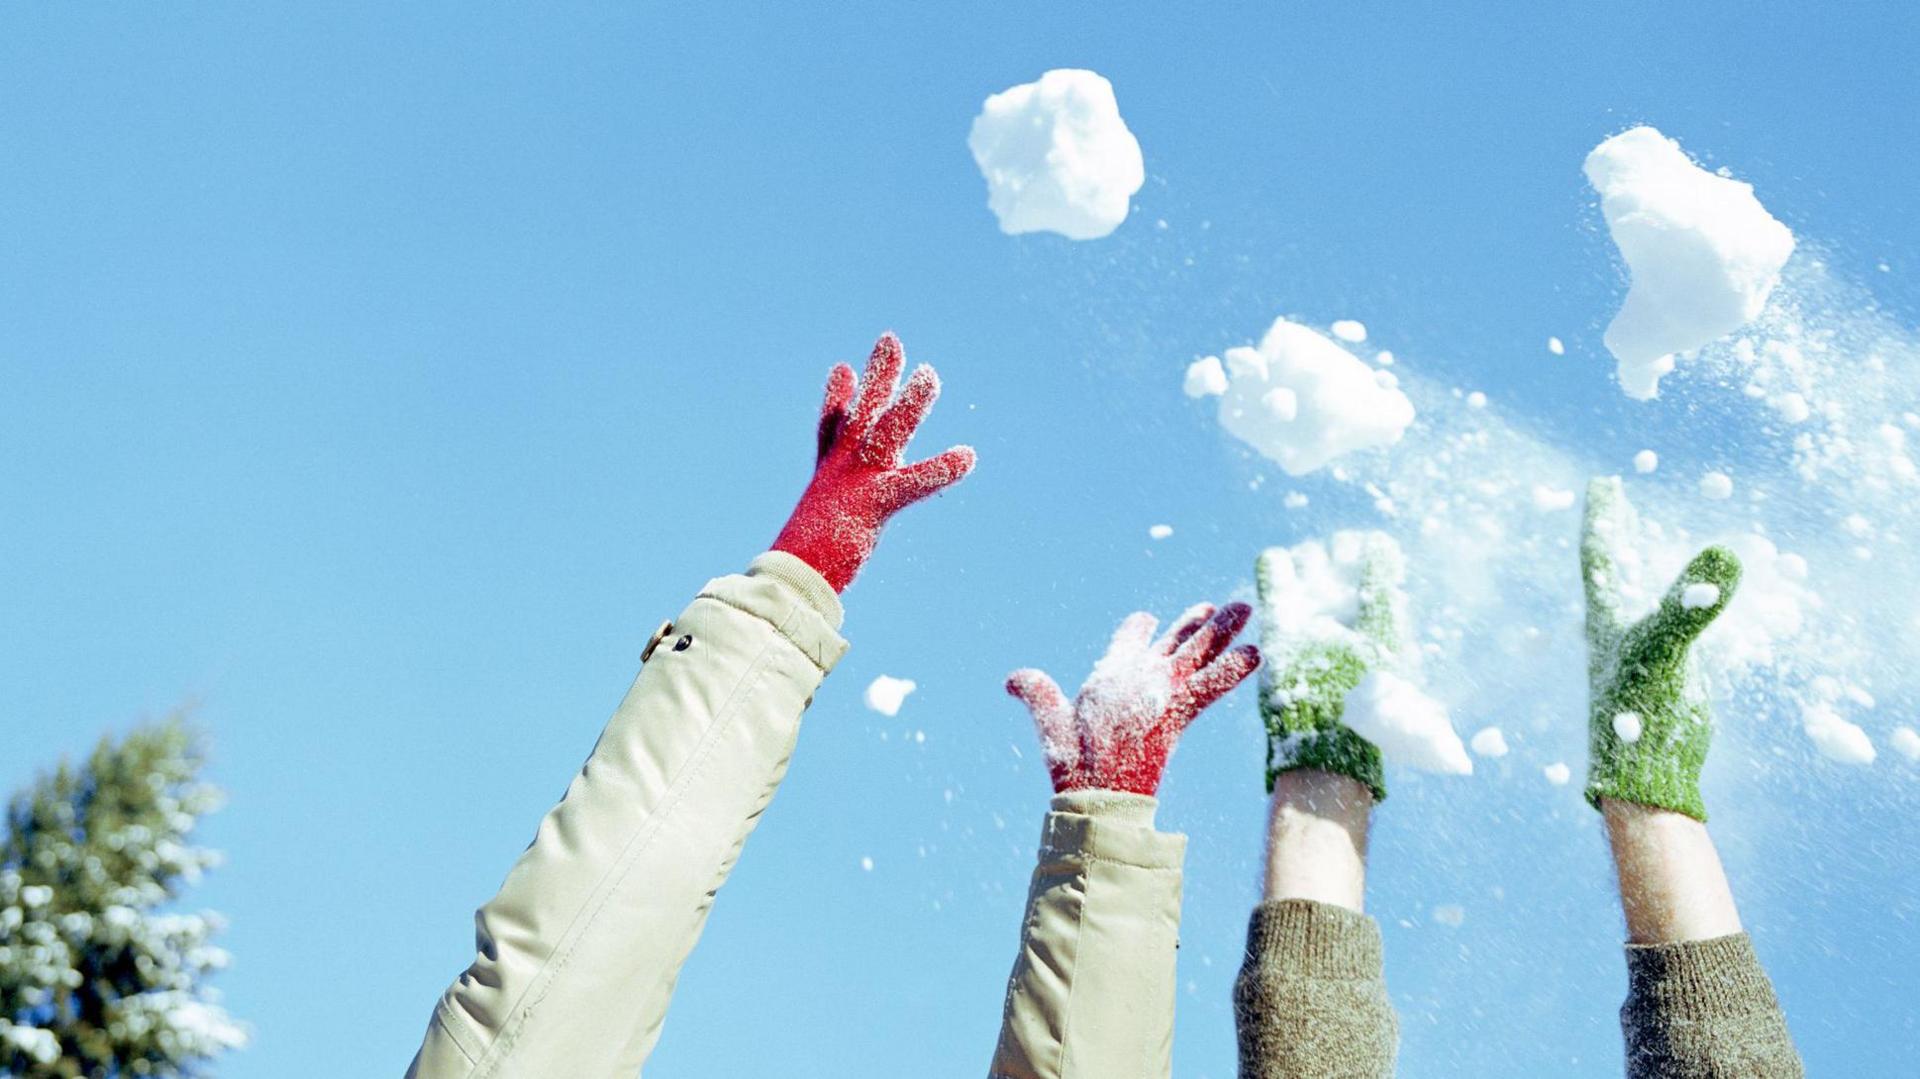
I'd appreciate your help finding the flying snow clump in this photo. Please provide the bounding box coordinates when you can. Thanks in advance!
[1469,726,1509,758]
[1183,355,1227,398]
[1543,762,1572,786]
[1801,704,1875,765]
[967,69,1144,241]
[1891,726,1920,761]
[1342,670,1473,775]
[1201,318,1416,475]
[863,675,918,717]
[1585,126,1795,399]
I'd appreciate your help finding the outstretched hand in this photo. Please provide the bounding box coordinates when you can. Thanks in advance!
[772,333,976,592]
[1581,476,1742,821]
[1007,603,1261,796]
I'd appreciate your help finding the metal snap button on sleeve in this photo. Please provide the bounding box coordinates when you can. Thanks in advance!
[641,620,674,662]
[672,634,693,652]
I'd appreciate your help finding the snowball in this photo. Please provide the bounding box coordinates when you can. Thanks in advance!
[863,675,917,717]
[967,69,1144,241]
[1699,471,1734,499]
[1548,336,1566,356]
[1466,391,1488,409]
[860,855,874,872]
[1543,762,1572,786]
[1183,355,1228,398]
[1633,449,1659,474]
[1211,319,1417,475]
[1469,726,1509,758]
[1611,711,1644,743]
[1341,670,1473,775]
[1148,524,1174,540]
[1802,705,1876,765]
[1432,904,1466,927]
[1892,726,1920,762]
[1681,583,1722,610]
[1771,392,1812,424]
[1585,126,1795,399]
[1330,319,1368,343]
[1531,485,1576,512]
[1283,491,1309,509]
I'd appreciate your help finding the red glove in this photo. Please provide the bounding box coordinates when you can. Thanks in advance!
[772,333,976,592]
[1007,602,1261,796]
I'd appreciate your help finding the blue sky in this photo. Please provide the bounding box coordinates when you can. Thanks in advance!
[4,3,1917,1076]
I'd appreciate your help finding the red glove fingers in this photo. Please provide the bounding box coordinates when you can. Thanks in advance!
[1006,669,1080,791]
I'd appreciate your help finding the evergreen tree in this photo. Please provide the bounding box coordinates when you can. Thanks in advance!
[1,717,244,1077]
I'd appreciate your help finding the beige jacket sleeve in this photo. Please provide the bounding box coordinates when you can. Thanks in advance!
[989,791,1187,1079]
[407,552,848,1079]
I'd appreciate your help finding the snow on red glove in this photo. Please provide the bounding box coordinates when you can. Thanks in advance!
[1007,602,1261,796]
[772,332,977,592]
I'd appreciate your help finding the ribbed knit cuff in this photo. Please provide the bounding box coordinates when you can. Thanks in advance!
[748,551,844,629]
[1244,899,1384,981]
[1038,790,1185,869]
[1624,932,1781,1021]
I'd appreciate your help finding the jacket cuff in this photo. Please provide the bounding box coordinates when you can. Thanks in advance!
[1244,899,1384,980]
[1038,790,1184,869]
[1624,932,1782,1021]
[747,551,844,629]
[697,555,850,675]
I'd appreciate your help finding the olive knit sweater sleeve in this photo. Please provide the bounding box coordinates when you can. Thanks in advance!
[1232,899,1398,1079]
[1621,932,1803,1078]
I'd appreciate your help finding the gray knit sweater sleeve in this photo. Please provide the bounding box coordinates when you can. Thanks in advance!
[1621,933,1803,1078]
[1232,899,1398,1079]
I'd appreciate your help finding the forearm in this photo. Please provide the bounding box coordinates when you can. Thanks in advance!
[990,791,1185,1079]
[409,554,846,1079]
[1235,769,1396,1079]
[1603,799,1802,1078]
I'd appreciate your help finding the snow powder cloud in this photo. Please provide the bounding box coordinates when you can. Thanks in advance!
[967,69,1144,241]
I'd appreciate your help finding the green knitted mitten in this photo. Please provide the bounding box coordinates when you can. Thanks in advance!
[1254,532,1407,801]
[1581,477,1743,821]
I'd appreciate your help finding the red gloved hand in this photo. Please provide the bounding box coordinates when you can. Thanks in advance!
[1007,602,1261,796]
[773,333,976,592]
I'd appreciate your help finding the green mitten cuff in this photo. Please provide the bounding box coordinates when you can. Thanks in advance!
[1264,706,1387,802]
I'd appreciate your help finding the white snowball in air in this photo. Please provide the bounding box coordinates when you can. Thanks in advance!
[1211,319,1417,475]
[1681,583,1722,610]
[1183,355,1228,398]
[1802,705,1876,765]
[1891,726,1920,761]
[1585,126,1795,399]
[968,69,1145,241]
[1699,471,1734,500]
[1771,392,1812,424]
[1330,319,1368,343]
[1542,762,1572,786]
[1466,391,1488,409]
[1531,485,1575,512]
[1148,524,1174,540]
[860,856,874,872]
[1611,711,1644,743]
[1341,670,1472,775]
[1469,726,1509,758]
[1633,450,1659,474]
[863,675,917,717]
[1547,336,1565,355]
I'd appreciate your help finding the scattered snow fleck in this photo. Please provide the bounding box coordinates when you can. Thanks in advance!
[1283,491,1309,509]
[1771,391,1812,424]
[1148,524,1174,540]
[1466,391,1488,409]
[1432,904,1466,927]
[1633,450,1659,474]
[1891,726,1920,761]
[860,856,874,872]
[1207,318,1417,475]
[1469,726,1509,758]
[967,69,1144,241]
[1611,711,1644,743]
[863,675,918,717]
[1331,319,1368,343]
[1183,355,1228,398]
[1585,126,1795,399]
[1548,336,1566,355]
[1531,485,1576,512]
[1543,762,1572,786]
[1374,350,1395,366]
[1681,582,1722,610]
[1802,704,1876,765]
[1699,471,1734,500]
[1342,670,1473,775]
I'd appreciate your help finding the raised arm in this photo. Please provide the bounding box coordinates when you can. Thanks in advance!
[1580,477,1802,1079]
[990,602,1260,1079]
[408,333,973,1079]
